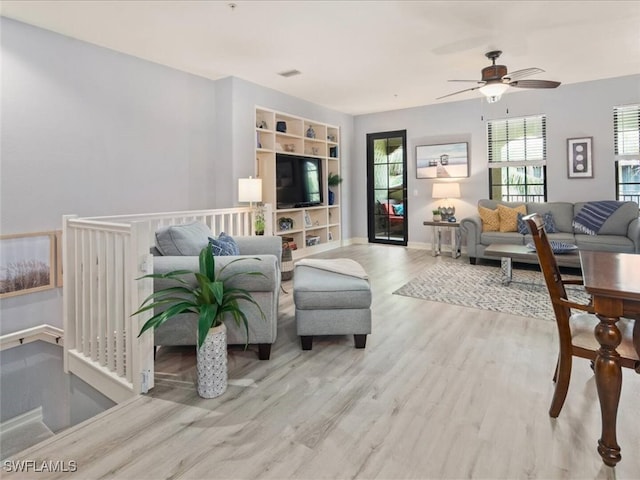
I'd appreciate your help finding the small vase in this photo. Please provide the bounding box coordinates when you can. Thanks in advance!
[433,215,442,222]
[306,125,316,139]
[196,323,227,398]
[328,190,335,205]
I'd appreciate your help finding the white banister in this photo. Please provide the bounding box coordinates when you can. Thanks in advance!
[62,205,273,403]
[0,325,64,351]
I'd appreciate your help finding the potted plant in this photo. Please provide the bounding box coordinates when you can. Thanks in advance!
[432,209,442,222]
[133,243,265,398]
[327,172,343,205]
[254,209,265,235]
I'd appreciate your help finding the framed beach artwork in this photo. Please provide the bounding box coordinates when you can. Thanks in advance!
[0,231,56,298]
[416,142,469,179]
[567,137,593,178]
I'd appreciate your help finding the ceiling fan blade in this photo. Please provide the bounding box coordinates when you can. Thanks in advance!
[447,79,484,83]
[436,86,482,100]
[509,79,561,89]
[503,67,544,81]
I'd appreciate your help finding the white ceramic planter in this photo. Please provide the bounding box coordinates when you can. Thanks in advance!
[196,323,228,398]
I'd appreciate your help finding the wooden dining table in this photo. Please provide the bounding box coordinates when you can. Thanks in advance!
[579,250,640,467]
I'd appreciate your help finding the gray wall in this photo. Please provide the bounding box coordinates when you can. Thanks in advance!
[0,19,353,337]
[353,75,640,246]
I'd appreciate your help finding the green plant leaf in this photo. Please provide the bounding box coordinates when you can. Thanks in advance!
[137,301,198,337]
[199,243,215,281]
[197,304,218,348]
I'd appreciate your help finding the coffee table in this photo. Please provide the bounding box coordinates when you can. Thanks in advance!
[484,243,580,285]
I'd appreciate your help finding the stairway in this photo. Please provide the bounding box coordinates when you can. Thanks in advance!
[1,408,54,460]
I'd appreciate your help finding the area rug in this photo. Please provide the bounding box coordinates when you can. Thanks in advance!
[393,258,589,322]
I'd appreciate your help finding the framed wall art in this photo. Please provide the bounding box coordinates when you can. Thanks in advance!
[567,137,593,178]
[0,231,56,298]
[416,142,469,179]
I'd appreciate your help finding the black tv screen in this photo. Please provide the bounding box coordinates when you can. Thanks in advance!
[276,154,323,208]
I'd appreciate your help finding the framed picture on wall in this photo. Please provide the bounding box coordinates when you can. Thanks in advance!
[0,231,57,298]
[567,137,593,178]
[416,142,469,179]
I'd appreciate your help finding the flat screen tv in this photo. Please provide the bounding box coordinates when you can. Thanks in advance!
[276,154,323,209]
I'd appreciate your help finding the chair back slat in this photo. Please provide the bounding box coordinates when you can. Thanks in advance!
[523,213,572,326]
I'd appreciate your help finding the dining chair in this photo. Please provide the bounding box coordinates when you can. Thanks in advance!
[523,213,639,417]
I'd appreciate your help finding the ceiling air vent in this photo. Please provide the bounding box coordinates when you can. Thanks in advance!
[278,69,301,78]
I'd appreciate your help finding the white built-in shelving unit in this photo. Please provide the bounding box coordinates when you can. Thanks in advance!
[255,106,341,256]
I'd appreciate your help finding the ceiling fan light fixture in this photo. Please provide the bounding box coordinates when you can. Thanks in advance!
[479,82,509,99]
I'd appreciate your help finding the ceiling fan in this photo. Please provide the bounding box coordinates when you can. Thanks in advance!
[437,50,561,103]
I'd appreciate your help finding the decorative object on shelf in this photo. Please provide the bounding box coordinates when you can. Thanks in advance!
[278,217,294,231]
[432,182,461,222]
[256,120,268,129]
[327,134,337,142]
[256,132,261,149]
[417,142,469,179]
[329,146,338,158]
[328,232,333,241]
[133,244,265,398]
[306,235,320,246]
[311,147,319,155]
[238,176,263,234]
[304,211,312,228]
[284,144,295,152]
[327,172,343,206]
[567,137,593,178]
[276,121,287,133]
[432,209,442,222]
[306,125,316,139]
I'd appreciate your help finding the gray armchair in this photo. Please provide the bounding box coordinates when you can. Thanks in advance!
[151,222,281,360]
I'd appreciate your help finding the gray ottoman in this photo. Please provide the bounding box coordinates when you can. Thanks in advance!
[293,259,372,350]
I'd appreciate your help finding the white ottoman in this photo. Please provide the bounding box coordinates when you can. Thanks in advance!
[293,259,372,350]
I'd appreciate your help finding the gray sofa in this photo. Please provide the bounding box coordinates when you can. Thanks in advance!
[151,222,282,360]
[461,199,640,264]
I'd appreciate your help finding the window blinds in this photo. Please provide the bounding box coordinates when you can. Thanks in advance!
[487,115,546,164]
[614,104,640,156]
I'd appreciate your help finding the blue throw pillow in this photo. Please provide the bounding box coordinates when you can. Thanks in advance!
[518,212,558,235]
[208,232,239,256]
[517,213,529,235]
[542,212,558,233]
[392,204,404,216]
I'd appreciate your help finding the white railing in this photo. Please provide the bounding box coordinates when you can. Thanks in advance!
[0,325,64,351]
[62,205,272,403]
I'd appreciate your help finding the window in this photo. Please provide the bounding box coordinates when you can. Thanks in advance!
[487,115,546,202]
[614,104,640,203]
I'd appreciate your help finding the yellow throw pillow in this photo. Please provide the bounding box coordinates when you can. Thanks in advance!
[478,206,500,232]
[497,204,527,232]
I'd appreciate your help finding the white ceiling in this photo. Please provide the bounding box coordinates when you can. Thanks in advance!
[2,0,639,115]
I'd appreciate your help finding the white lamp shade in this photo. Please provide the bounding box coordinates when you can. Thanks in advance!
[479,82,509,98]
[432,182,461,199]
[238,177,262,203]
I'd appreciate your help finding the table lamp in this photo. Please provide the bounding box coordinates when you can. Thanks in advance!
[432,182,461,222]
[238,176,264,234]
[238,176,262,208]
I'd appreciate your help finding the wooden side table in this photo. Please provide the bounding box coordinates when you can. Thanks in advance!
[423,221,461,258]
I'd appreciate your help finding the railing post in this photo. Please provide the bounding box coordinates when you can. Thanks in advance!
[129,222,154,394]
[62,215,78,374]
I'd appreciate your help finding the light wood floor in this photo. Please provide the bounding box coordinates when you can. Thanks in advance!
[7,245,640,479]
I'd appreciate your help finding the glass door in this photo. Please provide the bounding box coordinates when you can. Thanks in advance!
[367,130,407,245]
